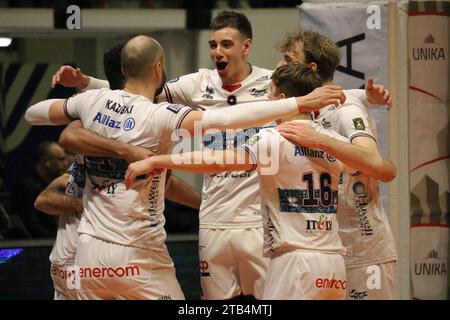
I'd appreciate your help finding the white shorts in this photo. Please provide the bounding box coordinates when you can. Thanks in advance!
[346,260,396,300]
[199,227,269,300]
[74,234,185,300]
[50,262,77,300]
[263,250,346,300]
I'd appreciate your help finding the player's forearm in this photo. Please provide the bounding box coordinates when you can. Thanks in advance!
[165,176,201,209]
[377,159,397,182]
[83,77,110,91]
[317,135,386,179]
[59,127,130,158]
[35,191,83,216]
[201,98,299,132]
[155,150,251,173]
[25,99,66,125]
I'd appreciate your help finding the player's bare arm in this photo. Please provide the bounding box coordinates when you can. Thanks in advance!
[59,120,155,163]
[179,85,346,134]
[52,65,109,91]
[365,77,392,110]
[34,175,83,216]
[125,149,256,189]
[165,175,202,210]
[277,121,396,182]
[26,85,345,135]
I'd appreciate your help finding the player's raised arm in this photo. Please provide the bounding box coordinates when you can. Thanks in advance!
[51,65,109,90]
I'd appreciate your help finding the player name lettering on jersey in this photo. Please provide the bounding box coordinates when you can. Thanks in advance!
[105,99,134,114]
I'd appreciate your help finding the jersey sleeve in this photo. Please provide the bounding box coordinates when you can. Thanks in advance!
[241,128,282,173]
[334,101,375,142]
[159,72,200,105]
[344,89,370,109]
[157,102,193,134]
[63,89,106,124]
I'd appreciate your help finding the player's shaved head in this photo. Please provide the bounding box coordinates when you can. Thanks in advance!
[121,35,165,80]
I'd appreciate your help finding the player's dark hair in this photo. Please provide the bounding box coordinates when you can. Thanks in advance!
[271,63,323,98]
[103,42,125,90]
[37,141,57,162]
[210,11,252,39]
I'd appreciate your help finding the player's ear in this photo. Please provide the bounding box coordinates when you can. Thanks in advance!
[155,61,163,77]
[309,62,318,73]
[243,38,252,56]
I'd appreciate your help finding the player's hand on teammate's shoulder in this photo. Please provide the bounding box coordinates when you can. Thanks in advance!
[51,65,89,89]
[296,85,346,113]
[365,77,392,110]
[277,121,322,148]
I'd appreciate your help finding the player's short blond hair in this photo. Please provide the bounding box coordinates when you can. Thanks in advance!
[277,30,340,82]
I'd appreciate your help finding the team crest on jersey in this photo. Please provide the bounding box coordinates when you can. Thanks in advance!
[249,88,268,97]
[352,117,365,130]
[166,104,183,114]
[202,85,215,99]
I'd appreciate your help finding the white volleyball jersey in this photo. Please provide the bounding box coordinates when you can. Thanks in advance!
[64,88,192,249]
[49,157,85,265]
[242,122,348,257]
[313,95,398,267]
[161,66,273,228]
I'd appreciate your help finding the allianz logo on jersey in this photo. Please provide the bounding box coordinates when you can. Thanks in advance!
[93,112,135,131]
[295,146,328,159]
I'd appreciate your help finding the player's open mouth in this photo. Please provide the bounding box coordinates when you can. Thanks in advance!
[216,62,228,71]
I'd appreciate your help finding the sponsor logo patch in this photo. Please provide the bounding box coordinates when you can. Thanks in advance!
[352,117,365,130]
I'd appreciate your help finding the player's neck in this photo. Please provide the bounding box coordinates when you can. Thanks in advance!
[221,63,252,85]
[123,80,155,101]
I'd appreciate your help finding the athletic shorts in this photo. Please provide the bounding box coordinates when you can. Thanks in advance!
[263,250,346,300]
[198,227,269,299]
[50,262,77,300]
[74,234,185,300]
[346,260,396,300]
